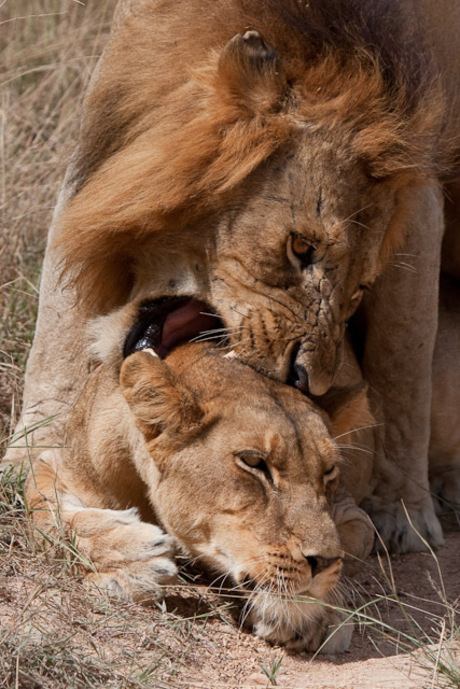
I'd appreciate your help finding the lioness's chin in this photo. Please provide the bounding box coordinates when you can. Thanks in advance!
[248,590,352,654]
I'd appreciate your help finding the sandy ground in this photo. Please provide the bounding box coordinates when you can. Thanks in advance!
[173,528,460,689]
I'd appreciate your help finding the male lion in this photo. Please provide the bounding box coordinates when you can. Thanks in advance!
[8,0,460,553]
[26,315,375,653]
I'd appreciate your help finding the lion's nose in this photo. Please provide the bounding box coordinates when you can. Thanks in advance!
[288,340,337,396]
[287,343,310,393]
[305,555,342,577]
[292,360,310,393]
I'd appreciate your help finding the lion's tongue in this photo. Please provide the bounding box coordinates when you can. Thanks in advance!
[159,299,218,357]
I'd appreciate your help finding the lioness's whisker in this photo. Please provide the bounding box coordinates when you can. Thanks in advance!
[198,311,225,319]
[196,325,244,335]
[190,325,244,344]
[190,334,229,343]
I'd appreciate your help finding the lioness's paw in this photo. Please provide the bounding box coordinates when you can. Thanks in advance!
[84,552,178,603]
[333,497,374,574]
[68,508,178,600]
[362,497,444,553]
[250,595,352,654]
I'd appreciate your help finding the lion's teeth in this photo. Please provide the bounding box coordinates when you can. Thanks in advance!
[223,350,237,359]
[142,348,159,358]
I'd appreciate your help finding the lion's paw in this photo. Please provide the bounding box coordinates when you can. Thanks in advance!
[362,497,444,553]
[84,553,177,603]
[249,594,352,654]
[430,467,460,515]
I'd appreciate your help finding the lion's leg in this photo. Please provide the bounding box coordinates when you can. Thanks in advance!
[429,275,460,512]
[361,183,444,553]
[3,166,88,469]
[332,494,374,575]
[26,451,178,600]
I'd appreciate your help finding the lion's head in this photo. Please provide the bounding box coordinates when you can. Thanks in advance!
[116,341,371,650]
[55,1,450,394]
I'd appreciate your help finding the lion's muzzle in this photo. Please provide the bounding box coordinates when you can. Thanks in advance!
[290,333,343,396]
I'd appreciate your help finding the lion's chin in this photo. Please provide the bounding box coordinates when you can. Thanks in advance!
[123,296,225,359]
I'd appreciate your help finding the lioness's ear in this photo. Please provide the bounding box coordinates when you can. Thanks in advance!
[218,30,287,113]
[120,352,204,441]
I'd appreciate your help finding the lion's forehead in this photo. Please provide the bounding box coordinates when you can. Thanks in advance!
[234,135,382,230]
[214,140,397,287]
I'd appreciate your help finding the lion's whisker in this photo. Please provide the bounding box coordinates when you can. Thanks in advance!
[389,262,418,273]
[337,444,376,456]
[333,422,383,441]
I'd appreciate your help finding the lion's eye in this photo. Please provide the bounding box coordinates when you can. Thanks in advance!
[323,465,339,486]
[234,451,274,487]
[289,234,315,269]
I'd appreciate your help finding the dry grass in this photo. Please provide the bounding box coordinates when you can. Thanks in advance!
[0,0,115,438]
[0,2,459,688]
[0,466,249,689]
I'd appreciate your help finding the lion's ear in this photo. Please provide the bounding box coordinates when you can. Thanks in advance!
[120,351,204,441]
[218,30,287,113]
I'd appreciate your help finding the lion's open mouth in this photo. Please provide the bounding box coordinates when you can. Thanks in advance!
[123,297,225,359]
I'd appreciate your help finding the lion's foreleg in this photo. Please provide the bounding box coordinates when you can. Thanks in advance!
[26,450,177,600]
[4,166,88,470]
[361,183,444,553]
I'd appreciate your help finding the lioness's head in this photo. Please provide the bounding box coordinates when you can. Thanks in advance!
[119,343,367,650]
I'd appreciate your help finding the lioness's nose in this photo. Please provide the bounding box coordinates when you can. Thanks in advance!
[305,555,342,577]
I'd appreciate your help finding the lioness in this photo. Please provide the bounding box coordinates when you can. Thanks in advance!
[8,0,460,553]
[26,307,375,653]
[24,279,460,653]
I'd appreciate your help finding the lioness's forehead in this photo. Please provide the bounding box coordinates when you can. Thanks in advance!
[216,387,337,466]
[175,347,338,466]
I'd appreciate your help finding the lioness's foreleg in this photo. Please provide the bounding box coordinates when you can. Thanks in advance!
[361,183,444,552]
[26,451,177,600]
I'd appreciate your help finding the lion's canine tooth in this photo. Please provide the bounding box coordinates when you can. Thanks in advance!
[142,348,159,358]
